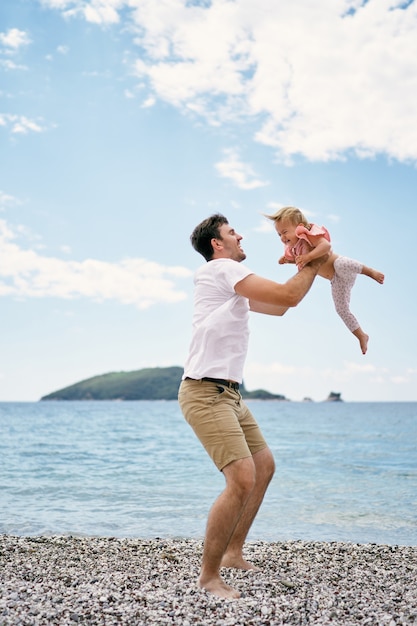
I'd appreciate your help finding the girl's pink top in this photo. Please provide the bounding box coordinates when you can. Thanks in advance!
[284,223,331,269]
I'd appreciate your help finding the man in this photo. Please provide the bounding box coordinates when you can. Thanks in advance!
[178,214,326,599]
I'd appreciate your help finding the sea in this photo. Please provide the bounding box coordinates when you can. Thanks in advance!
[1,401,416,546]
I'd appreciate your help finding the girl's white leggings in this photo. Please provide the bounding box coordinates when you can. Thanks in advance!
[330,256,363,332]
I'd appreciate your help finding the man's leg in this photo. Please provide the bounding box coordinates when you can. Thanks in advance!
[221,447,275,569]
[198,456,257,599]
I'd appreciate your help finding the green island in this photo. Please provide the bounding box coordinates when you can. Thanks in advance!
[40,367,288,401]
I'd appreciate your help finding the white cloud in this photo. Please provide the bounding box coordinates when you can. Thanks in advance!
[35,0,417,163]
[0,191,20,209]
[0,59,28,71]
[389,369,417,384]
[326,214,341,224]
[0,28,31,50]
[264,201,316,221]
[83,2,121,25]
[390,376,409,384]
[141,95,156,108]
[215,148,269,190]
[0,220,192,309]
[344,361,377,373]
[266,201,283,211]
[253,219,274,234]
[0,114,47,135]
[40,0,417,164]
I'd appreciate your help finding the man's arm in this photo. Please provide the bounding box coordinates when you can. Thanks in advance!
[248,300,289,316]
[235,257,325,312]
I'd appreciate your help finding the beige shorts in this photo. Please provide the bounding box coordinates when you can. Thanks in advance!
[178,378,267,471]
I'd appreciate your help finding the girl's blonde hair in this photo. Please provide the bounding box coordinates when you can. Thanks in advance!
[264,206,310,228]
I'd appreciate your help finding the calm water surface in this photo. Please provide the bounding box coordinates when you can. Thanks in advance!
[0,401,416,545]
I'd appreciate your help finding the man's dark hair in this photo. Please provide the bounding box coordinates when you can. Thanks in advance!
[190,213,229,261]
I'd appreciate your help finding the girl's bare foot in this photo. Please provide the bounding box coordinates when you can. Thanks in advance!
[359,333,369,355]
[198,575,240,599]
[362,266,384,284]
[370,269,384,284]
[353,328,369,354]
[357,332,369,355]
[352,327,369,354]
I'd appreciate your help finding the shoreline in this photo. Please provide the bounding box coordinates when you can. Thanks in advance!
[1,536,416,625]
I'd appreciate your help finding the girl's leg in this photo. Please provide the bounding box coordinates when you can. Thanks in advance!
[331,257,369,354]
[361,265,385,284]
[352,327,369,355]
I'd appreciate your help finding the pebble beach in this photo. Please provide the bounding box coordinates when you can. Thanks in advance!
[1,536,416,625]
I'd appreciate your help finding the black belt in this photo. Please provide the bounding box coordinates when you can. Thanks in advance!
[186,377,239,390]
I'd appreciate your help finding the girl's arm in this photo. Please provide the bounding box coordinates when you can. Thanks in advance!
[295,236,331,270]
[278,255,295,265]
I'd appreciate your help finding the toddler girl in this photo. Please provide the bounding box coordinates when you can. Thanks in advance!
[265,206,384,355]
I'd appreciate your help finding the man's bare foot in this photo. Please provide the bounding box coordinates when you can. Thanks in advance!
[220,554,260,571]
[197,575,240,599]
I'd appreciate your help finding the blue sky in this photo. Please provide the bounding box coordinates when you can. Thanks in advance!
[1,0,416,402]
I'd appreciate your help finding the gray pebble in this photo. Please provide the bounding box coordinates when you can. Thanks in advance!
[0,535,416,625]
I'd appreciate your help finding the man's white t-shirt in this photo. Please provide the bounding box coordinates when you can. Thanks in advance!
[183,258,254,384]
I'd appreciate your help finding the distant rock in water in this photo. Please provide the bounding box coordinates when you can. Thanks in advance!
[40,367,288,401]
[325,391,343,402]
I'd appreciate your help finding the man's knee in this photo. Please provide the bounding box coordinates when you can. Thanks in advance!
[267,452,276,481]
[256,447,275,483]
[224,457,256,499]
